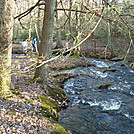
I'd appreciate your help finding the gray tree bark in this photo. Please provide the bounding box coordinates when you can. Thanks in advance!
[55,3,63,49]
[34,0,56,89]
[0,0,15,98]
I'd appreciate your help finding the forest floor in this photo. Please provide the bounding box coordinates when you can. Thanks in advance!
[0,56,50,134]
[0,54,94,134]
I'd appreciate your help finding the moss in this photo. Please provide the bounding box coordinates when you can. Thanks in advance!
[6,110,16,115]
[0,89,15,99]
[130,62,134,68]
[40,95,57,108]
[25,99,33,103]
[41,111,59,120]
[41,119,71,134]
[0,79,15,99]
[11,88,21,95]
[10,82,15,90]
[40,95,59,120]
[40,86,68,120]
[48,123,71,134]
[47,86,66,102]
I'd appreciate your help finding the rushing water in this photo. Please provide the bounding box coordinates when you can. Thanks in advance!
[12,53,26,56]
[58,58,134,134]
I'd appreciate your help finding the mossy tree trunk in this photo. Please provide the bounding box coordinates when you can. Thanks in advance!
[0,0,15,98]
[34,0,56,89]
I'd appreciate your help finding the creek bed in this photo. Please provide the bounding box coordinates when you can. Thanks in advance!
[58,58,134,134]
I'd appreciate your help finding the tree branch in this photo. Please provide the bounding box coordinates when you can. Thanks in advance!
[103,0,134,30]
[14,0,42,20]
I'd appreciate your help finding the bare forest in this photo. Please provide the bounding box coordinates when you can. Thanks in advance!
[0,0,133,133]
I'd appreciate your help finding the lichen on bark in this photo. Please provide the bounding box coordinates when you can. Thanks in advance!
[0,0,15,98]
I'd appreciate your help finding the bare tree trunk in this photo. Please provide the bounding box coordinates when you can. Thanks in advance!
[55,8,63,49]
[36,5,41,50]
[34,0,56,89]
[34,23,40,53]
[28,15,32,40]
[0,0,15,98]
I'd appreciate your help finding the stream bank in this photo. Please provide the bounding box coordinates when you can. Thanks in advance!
[5,55,78,134]
[6,55,93,134]
[8,54,134,134]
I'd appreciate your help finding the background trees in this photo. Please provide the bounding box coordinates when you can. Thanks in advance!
[0,0,132,97]
[13,0,133,80]
[14,0,133,53]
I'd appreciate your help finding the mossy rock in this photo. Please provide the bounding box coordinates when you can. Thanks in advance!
[41,109,59,120]
[103,67,117,73]
[48,123,71,134]
[25,98,33,103]
[130,63,134,68]
[40,95,59,120]
[40,95,58,109]
[98,84,112,89]
[47,86,67,102]
[6,110,16,115]
[11,88,21,95]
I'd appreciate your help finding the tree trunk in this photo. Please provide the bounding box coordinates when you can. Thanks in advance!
[36,5,41,50]
[34,0,56,88]
[55,3,63,49]
[0,0,15,98]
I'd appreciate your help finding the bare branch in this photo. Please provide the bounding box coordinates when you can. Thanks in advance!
[103,0,134,30]
[36,7,105,69]
[14,0,42,20]
[120,14,134,17]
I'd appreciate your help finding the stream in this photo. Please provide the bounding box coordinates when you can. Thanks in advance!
[58,58,134,134]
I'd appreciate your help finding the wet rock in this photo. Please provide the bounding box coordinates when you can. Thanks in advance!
[61,100,69,108]
[98,84,112,89]
[110,57,123,61]
[103,67,117,73]
[129,63,134,68]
